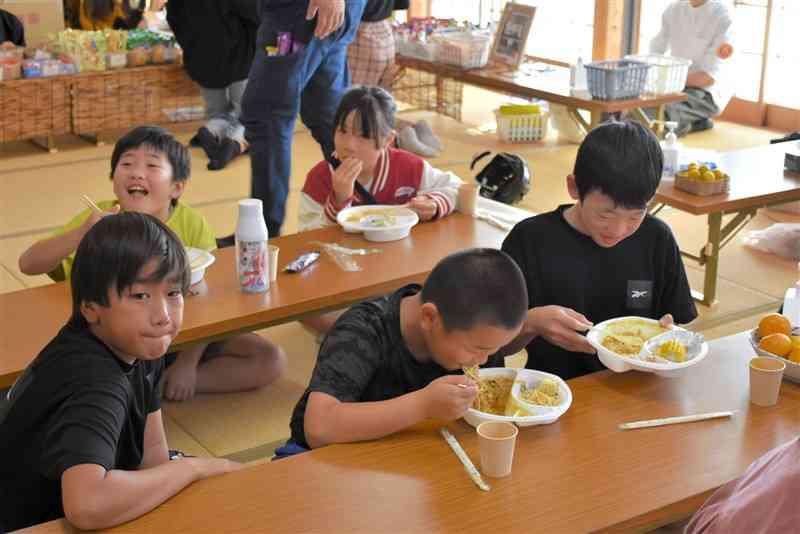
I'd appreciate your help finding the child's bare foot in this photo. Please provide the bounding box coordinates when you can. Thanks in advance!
[163,359,199,401]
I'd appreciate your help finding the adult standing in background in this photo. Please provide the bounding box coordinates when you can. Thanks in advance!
[347,0,408,88]
[649,0,734,136]
[166,0,259,171]
[241,0,366,237]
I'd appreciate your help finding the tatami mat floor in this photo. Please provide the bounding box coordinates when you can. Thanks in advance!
[0,86,792,463]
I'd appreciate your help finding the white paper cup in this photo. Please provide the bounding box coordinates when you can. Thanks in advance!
[268,245,279,282]
[749,357,785,406]
[458,183,479,216]
[477,421,518,478]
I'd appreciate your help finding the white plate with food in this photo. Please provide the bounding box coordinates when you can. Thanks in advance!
[748,328,800,383]
[462,367,572,428]
[186,247,215,285]
[336,205,419,242]
[586,316,709,377]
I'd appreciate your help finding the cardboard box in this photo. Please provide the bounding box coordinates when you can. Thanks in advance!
[0,0,65,47]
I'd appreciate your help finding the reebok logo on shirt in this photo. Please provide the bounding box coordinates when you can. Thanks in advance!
[627,280,653,310]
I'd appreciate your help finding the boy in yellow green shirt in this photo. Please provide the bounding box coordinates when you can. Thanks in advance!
[20,126,285,401]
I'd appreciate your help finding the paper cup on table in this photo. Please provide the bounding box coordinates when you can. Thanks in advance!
[268,245,279,282]
[477,421,518,478]
[749,357,785,407]
[457,184,479,216]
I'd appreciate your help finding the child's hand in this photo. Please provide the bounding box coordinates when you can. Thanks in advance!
[407,196,438,221]
[530,305,595,354]
[84,204,121,231]
[421,375,478,420]
[163,357,199,402]
[659,314,674,328]
[331,157,363,205]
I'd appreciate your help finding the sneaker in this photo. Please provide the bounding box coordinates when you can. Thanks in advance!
[207,138,242,171]
[398,126,439,158]
[413,120,443,152]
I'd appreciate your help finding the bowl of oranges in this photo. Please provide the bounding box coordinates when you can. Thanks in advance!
[675,161,729,196]
[749,312,800,383]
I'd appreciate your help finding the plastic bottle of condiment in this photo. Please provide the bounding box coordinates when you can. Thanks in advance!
[783,263,800,327]
[570,57,587,91]
[661,121,680,178]
[235,199,269,293]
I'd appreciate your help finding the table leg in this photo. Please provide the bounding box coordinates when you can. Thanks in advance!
[435,75,445,114]
[697,211,722,307]
[567,107,590,134]
[656,104,666,137]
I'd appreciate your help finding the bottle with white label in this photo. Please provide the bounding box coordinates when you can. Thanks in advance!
[570,57,587,91]
[783,262,800,327]
[661,121,680,178]
[235,199,269,293]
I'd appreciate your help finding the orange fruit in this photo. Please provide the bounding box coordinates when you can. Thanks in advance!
[758,313,792,338]
[758,333,793,357]
[792,336,800,348]
[789,346,800,364]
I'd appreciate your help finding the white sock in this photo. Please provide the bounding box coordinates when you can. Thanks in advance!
[398,126,439,158]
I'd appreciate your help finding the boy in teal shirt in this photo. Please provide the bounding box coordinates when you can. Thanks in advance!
[20,126,285,401]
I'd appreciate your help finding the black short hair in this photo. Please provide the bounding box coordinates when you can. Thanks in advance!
[110,126,191,204]
[573,120,663,209]
[421,248,528,332]
[333,85,396,148]
[70,212,190,327]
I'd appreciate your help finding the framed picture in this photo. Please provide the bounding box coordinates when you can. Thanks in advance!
[490,3,536,69]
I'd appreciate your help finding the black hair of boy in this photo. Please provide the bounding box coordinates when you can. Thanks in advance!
[333,85,396,148]
[573,120,663,209]
[420,248,528,331]
[110,125,191,183]
[70,212,190,327]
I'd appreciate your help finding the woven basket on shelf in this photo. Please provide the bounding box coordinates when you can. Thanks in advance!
[0,77,71,142]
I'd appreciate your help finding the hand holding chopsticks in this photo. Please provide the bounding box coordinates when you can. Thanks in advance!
[82,195,103,214]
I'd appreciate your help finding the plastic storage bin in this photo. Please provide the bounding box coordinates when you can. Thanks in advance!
[436,33,491,69]
[585,59,650,100]
[395,36,439,61]
[625,54,691,96]
[494,105,549,143]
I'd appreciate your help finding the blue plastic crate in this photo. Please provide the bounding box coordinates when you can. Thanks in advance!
[585,59,651,100]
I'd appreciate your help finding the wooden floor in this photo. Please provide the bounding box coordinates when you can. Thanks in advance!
[1,86,795,464]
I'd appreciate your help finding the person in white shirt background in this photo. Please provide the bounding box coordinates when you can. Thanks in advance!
[650,0,734,136]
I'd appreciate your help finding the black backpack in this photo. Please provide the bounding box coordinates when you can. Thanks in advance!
[470,151,531,205]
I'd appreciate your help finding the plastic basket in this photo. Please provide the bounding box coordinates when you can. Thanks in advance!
[585,59,650,100]
[495,109,549,143]
[436,33,491,70]
[395,37,438,62]
[625,54,691,96]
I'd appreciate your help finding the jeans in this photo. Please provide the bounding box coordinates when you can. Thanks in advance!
[201,80,247,143]
[241,0,366,236]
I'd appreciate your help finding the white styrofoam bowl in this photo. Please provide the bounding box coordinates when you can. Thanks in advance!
[186,247,215,285]
[336,205,419,242]
[586,316,709,378]
[462,367,572,428]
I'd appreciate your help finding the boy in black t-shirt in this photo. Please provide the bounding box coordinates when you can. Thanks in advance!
[499,121,697,380]
[0,213,241,532]
[286,248,528,452]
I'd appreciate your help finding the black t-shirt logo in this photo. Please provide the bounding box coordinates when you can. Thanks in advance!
[627,280,653,310]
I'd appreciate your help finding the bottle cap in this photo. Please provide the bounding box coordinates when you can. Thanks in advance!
[238,198,263,218]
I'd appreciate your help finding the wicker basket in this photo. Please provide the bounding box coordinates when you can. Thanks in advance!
[0,76,71,142]
[494,109,549,143]
[71,64,203,134]
[675,175,729,196]
[625,54,691,96]
[585,59,650,100]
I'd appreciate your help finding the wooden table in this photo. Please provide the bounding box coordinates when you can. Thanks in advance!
[21,332,800,533]
[652,144,800,306]
[396,55,687,135]
[0,214,509,388]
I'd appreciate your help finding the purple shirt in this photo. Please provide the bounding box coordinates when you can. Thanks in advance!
[685,437,800,534]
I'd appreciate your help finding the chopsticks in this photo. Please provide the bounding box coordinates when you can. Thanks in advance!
[81,195,103,215]
[440,428,490,492]
[619,411,735,431]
